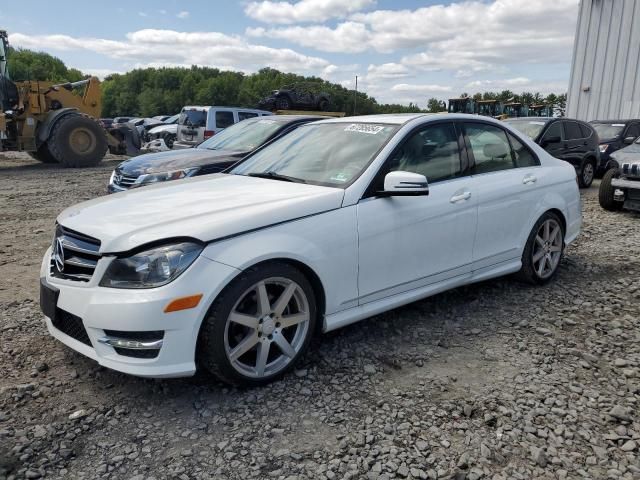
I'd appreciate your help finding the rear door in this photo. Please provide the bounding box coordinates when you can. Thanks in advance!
[539,121,565,160]
[463,121,542,271]
[177,108,208,145]
[563,121,587,168]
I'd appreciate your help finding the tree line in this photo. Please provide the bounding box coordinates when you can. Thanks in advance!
[7,47,567,117]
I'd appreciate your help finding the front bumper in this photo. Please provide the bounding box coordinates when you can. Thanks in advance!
[40,247,240,378]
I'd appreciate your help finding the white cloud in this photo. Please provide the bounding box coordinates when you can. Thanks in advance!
[177,11,190,19]
[391,83,452,94]
[366,63,409,81]
[138,12,147,17]
[245,0,375,24]
[466,77,531,89]
[159,9,167,15]
[10,29,331,75]
[81,68,124,79]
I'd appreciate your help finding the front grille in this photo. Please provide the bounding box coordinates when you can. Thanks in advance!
[113,169,139,189]
[50,225,101,282]
[52,309,92,346]
[622,162,640,178]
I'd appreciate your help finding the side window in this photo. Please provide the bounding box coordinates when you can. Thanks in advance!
[579,123,593,139]
[465,123,514,174]
[215,111,235,129]
[386,122,461,183]
[565,121,583,140]
[542,121,562,141]
[626,123,640,139]
[238,111,258,121]
[508,133,540,167]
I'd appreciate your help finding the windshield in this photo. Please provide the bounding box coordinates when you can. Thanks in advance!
[198,118,283,151]
[179,109,207,127]
[165,114,179,124]
[505,120,547,139]
[592,123,625,140]
[231,122,398,188]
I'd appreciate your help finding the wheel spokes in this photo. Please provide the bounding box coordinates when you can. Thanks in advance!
[533,250,545,263]
[255,341,270,376]
[280,312,309,329]
[543,220,550,241]
[229,332,258,361]
[272,283,297,316]
[535,235,545,248]
[229,312,259,329]
[256,282,271,316]
[273,332,296,358]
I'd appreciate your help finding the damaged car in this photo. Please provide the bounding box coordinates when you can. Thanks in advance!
[599,135,640,213]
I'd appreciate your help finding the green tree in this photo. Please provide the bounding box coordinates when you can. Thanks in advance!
[426,98,443,113]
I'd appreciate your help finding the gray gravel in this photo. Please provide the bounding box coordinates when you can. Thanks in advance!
[1,153,639,480]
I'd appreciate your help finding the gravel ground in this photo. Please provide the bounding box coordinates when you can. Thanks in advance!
[0,152,639,480]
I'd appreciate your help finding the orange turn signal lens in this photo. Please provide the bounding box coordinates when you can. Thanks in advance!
[164,294,203,313]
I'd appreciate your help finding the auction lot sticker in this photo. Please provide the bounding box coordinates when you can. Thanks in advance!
[345,124,385,134]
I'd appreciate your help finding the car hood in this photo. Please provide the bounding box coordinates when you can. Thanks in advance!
[148,124,177,135]
[117,148,248,175]
[57,174,344,253]
[611,142,640,162]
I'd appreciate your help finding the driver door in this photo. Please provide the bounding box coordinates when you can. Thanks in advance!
[356,121,477,304]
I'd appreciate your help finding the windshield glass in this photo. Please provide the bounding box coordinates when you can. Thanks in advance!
[179,109,207,127]
[165,114,179,124]
[198,118,283,151]
[504,120,547,139]
[231,122,398,188]
[592,123,624,140]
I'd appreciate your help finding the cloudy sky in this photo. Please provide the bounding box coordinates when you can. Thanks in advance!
[3,0,579,107]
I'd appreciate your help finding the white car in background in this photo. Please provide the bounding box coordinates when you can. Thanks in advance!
[40,114,581,386]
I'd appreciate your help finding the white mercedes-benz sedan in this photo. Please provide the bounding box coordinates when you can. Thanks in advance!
[40,114,581,385]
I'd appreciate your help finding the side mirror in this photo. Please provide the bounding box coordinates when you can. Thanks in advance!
[380,171,429,197]
[541,135,561,146]
[624,136,636,145]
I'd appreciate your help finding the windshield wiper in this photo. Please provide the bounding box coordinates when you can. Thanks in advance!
[247,171,306,183]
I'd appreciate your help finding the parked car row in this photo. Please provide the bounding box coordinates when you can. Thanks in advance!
[41,112,582,387]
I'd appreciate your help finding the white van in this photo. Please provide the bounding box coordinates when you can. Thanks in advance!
[173,106,272,149]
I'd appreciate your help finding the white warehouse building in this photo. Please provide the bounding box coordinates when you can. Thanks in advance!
[567,0,640,121]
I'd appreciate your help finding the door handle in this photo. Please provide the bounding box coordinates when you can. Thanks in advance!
[450,191,471,203]
[523,175,537,184]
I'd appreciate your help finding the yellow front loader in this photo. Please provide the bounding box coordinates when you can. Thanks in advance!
[0,30,132,167]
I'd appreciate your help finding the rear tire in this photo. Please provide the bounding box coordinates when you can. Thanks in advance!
[577,157,596,188]
[28,143,58,164]
[598,168,623,211]
[198,262,316,386]
[276,97,291,110]
[318,98,330,111]
[516,212,565,285]
[48,114,108,168]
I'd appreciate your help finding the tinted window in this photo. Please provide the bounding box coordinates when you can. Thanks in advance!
[508,133,539,167]
[565,122,583,140]
[239,111,259,121]
[591,123,624,139]
[579,123,593,139]
[465,123,514,174]
[542,121,562,141]
[386,123,461,183]
[626,124,640,139]
[215,111,235,129]
[178,110,207,127]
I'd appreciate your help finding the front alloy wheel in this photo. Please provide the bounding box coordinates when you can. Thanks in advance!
[578,159,595,188]
[199,262,316,386]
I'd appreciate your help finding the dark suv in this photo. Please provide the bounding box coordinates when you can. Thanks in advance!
[504,117,600,188]
[589,120,640,176]
[258,84,331,112]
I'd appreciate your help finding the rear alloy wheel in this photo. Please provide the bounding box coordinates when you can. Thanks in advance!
[517,212,564,285]
[199,262,316,386]
[598,168,623,211]
[578,158,596,188]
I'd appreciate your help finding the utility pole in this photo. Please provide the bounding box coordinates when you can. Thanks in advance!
[353,75,358,115]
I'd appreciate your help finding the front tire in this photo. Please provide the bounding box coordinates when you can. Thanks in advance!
[198,262,316,386]
[28,143,58,164]
[48,114,108,168]
[578,158,596,188]
[517,212,565,285]
[599,168,623,211]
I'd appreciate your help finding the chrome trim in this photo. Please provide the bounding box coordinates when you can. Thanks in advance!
[98,336,163,350]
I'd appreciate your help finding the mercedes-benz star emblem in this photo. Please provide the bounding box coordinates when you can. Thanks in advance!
[54,237,65,272]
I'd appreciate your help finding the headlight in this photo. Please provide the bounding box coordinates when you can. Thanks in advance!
[599,144,609,153]
[136,168,199,186]
[100,242,203,289]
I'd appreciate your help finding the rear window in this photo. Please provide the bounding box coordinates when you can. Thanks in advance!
[579,123,593,138]
[216,111,235,129]
[179,110,207,127]
[504,120,546,139]
[238,112,259,121]
[591,123,625,140]
[564,122,583,140]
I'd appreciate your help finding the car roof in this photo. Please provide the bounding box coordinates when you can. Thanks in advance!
[505,117,554,122]
[182,106,272,113]
[590,119,640,124]
[268,114,328,122]
[314,113,521,126]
